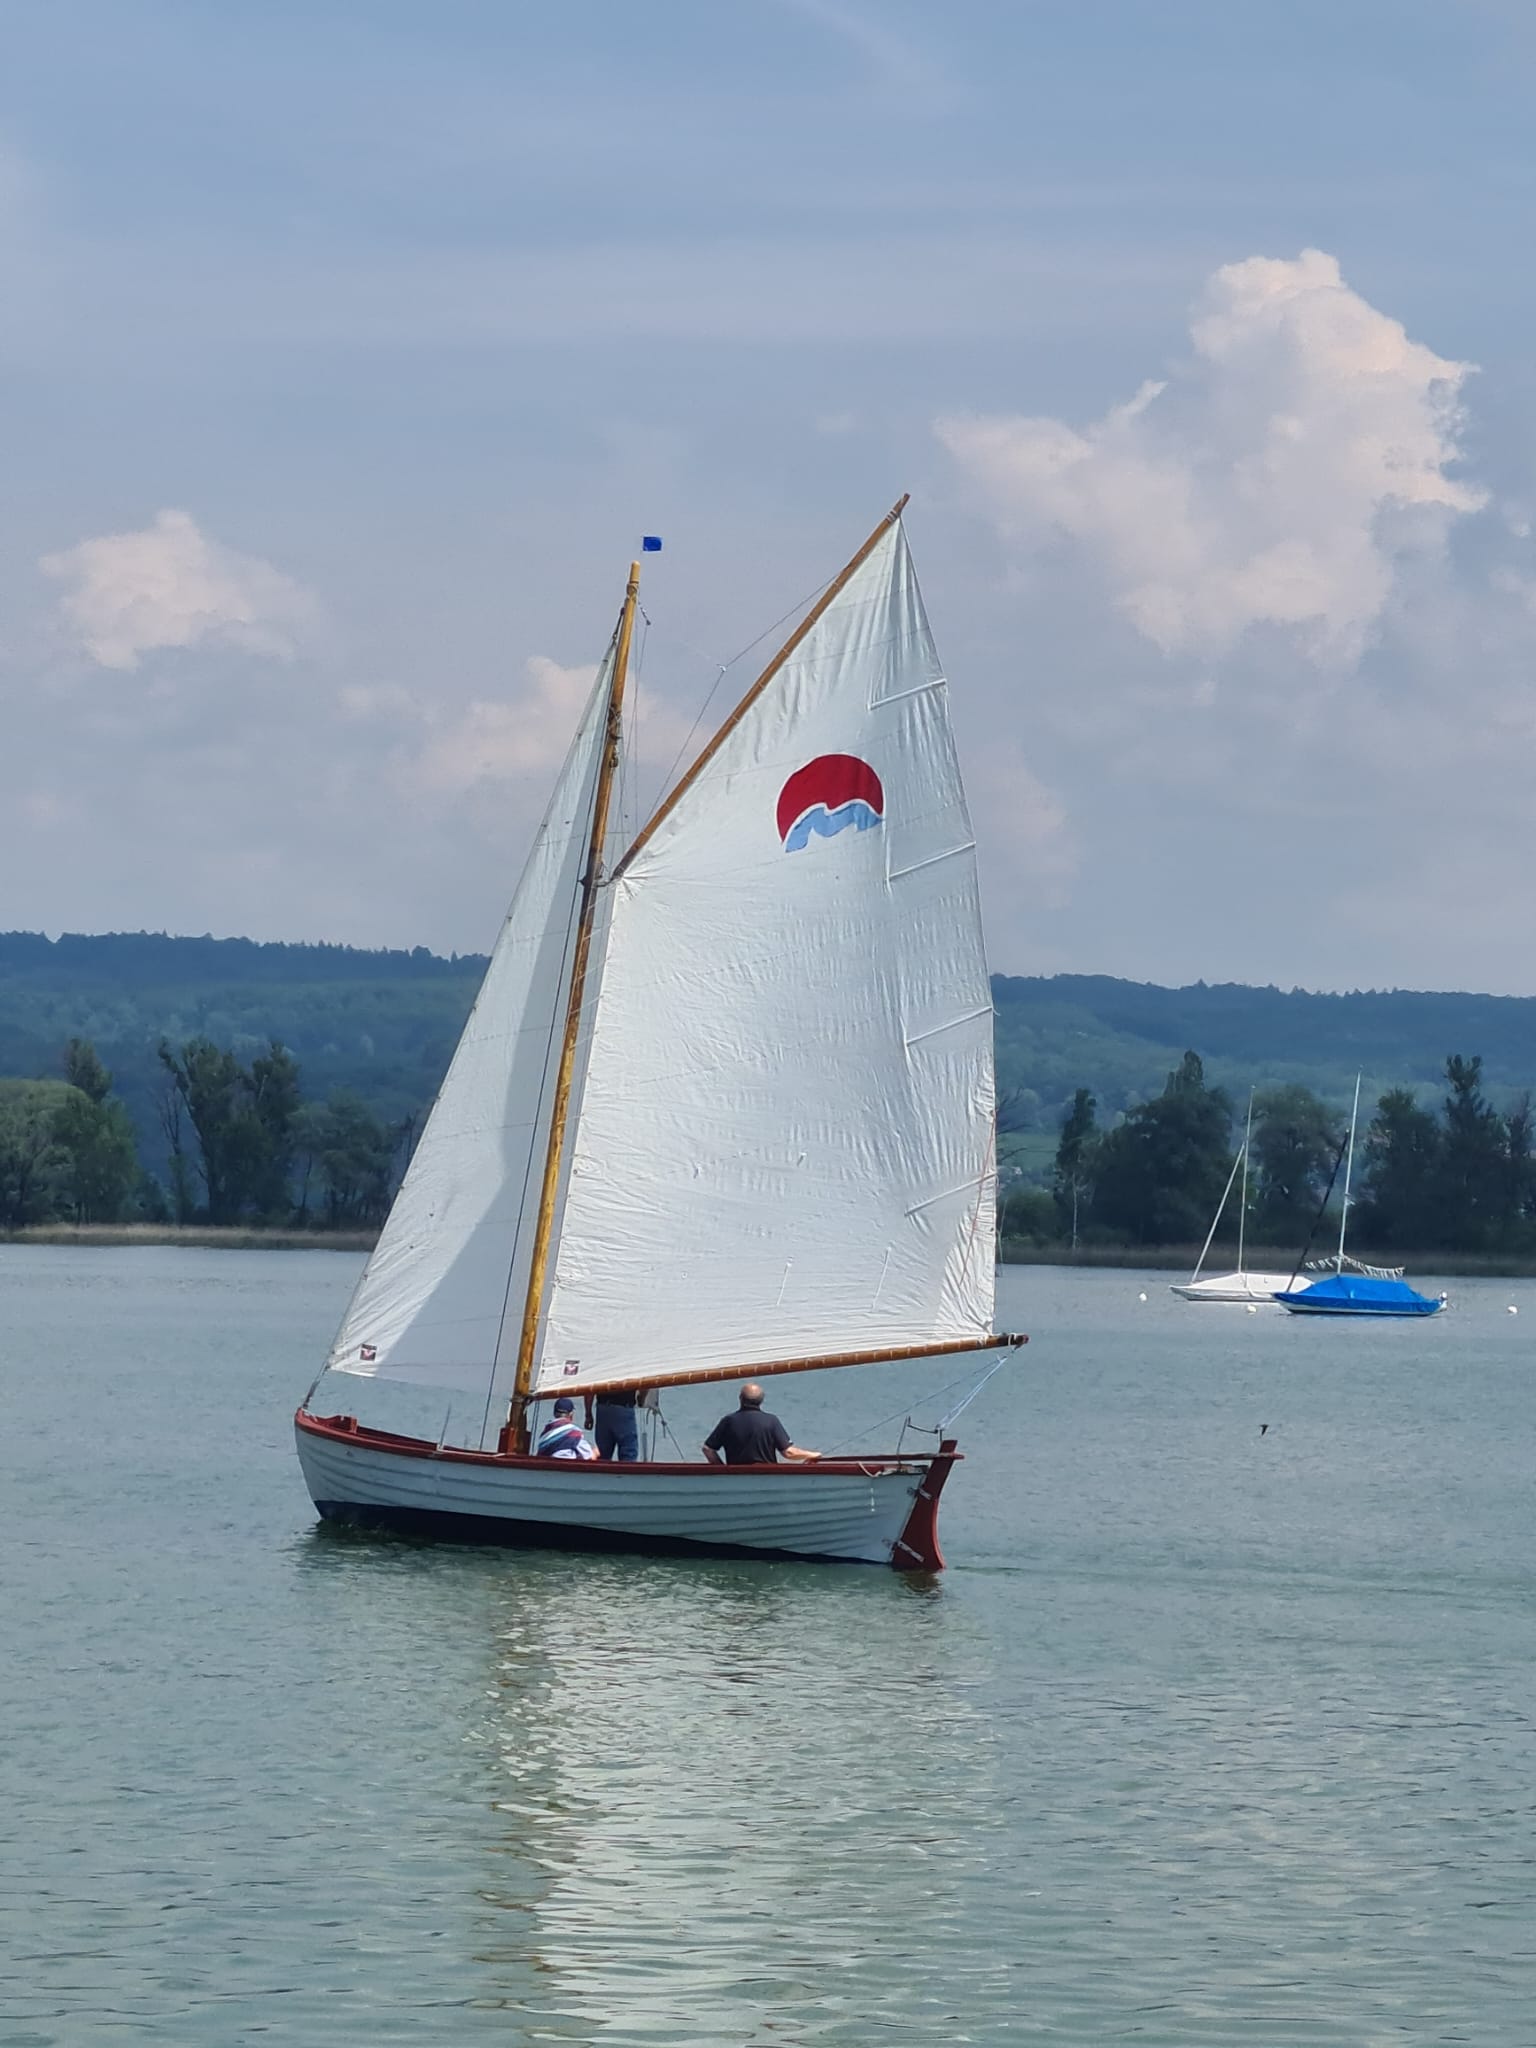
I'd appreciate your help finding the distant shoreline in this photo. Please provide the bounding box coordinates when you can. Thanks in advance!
[1,1224,376,1253]
[6,1223,1536,1280]
[1000,1240,1536,1279]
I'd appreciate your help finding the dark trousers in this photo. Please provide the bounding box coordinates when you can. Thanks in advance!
[595,1401,640,1462]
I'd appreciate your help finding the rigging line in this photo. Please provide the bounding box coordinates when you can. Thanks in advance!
[1286,1123,1351,1293]
[818,1350,1015,1456]
[934,1354,1011,1434]
[618,609,650,847]
[654,1406,691,1460]
[631,610,650,820]
[645,573,835,822]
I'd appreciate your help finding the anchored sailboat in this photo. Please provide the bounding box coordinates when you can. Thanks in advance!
[1275,1075,1444,1317]
[295,500,1025,1566]
[1170,1091,1293,1303]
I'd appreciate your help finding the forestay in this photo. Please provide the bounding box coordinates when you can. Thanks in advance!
[536,522,996,1395]
[325,653,612,1390]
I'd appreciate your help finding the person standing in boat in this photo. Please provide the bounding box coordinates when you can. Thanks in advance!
[587,1383,643,1463]
[536,1398,599,1460]
[703,1383,820,1465]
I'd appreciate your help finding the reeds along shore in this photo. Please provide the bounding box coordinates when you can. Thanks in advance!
[1000,1238,1536,1278]
[4,1222,1533,1279]
[2,1223,377,1252]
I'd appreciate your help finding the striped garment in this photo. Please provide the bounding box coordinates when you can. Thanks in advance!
[535,1419,599,1461]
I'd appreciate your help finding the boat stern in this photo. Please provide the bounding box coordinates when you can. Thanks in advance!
[888,1438,960,1571]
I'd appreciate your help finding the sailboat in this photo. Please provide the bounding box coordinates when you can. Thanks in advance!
[1275,1075,1444,1317]
[1170,1091,1293,1303]
[295,499,1025,1567]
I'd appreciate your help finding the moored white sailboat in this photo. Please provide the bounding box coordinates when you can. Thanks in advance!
[295,501,1025,1567]
[1170,1092,1291,1303]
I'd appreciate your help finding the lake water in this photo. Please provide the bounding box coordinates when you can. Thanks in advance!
[3,1246,1533,2045]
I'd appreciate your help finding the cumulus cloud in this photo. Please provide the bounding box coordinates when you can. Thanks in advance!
[967,742,1076,908]
[40,509,314,671]
[416,658,601,793]
[938,249,1487,663]
[413,656,694,798]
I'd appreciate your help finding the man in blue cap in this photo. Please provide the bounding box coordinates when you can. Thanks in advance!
[536,1397,598,1460]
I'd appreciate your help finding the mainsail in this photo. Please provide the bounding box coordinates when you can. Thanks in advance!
[325,651,614,1391]
[534,519,997,1395]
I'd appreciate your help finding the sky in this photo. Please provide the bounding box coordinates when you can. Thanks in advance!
[5,0,1536,992]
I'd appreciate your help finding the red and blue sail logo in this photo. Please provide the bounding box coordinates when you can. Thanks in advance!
[776,754,885,852]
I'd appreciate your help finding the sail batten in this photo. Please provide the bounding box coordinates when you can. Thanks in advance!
[534,520,998,1396]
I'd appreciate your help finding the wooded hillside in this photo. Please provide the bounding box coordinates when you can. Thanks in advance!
[6,933,1536,1181]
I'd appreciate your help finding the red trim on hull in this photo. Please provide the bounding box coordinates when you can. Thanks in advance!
[296,1409,963,1567]
[294,1407,946,1481]
[889,1438,959,1571]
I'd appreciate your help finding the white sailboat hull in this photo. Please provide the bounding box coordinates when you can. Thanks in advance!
[1170,1271,1294,1303]
[295,1411,958,1569]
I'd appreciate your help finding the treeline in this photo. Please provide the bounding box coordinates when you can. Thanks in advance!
[1004,1050,1536,1256]
[0,1035,411,1231]
[0,930,485,984]
[991,972,1536,1136]
[0,932,488,1188]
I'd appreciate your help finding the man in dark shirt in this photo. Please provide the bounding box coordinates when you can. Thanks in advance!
[702,1382,820,1466]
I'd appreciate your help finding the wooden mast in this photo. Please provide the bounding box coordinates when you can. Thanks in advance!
[612,494,909,881]
[502,559,641,1451]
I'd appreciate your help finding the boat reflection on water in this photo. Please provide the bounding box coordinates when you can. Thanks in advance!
[458,1553,1002,2044]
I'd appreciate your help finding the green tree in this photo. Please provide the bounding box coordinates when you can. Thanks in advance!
[1000,1186,1058,1245]
[156,1073,198,1225]
[51,1089,139,1222]
[1053,1087,1098,1246]
[300,1092,399,1227]
[156,1033,309,1225]
[159,1036,246,1222]
[1250,1085,1340,1246]
[1435,1054,1509,1251]
[1091,1051,1233,1245]
[63,1037,113,1104]
[246,1040,303,1220]
[1503,1092,1536,1244]
[1360,1087,1440,1249]
[0,1080,73,1227]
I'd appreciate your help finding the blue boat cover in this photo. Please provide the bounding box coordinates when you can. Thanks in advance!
[1276,1273,1443,1317]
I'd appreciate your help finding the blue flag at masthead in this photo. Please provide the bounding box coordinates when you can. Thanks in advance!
[641,535,663,552]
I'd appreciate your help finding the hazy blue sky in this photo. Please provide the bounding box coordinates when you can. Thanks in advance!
[6,1,1536,990]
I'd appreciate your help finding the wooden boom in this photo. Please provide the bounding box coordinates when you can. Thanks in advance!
[580,1331,1028,1398]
